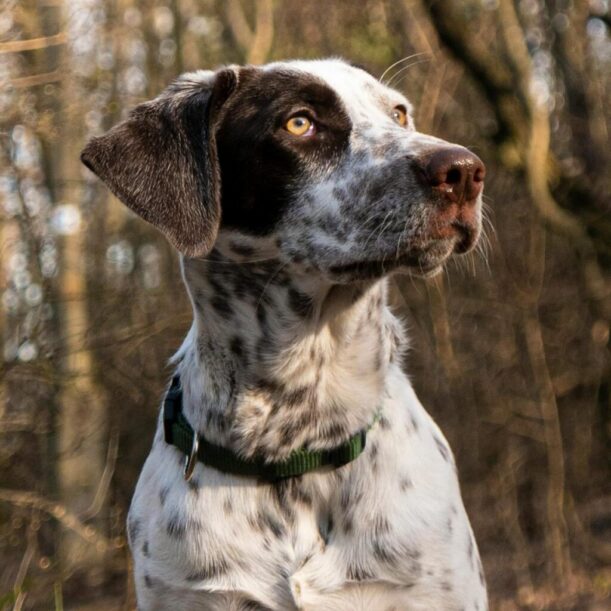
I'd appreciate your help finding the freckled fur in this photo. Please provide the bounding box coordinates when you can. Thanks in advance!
[83,58,487,610]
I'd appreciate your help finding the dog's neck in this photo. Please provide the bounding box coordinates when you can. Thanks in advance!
[174,249,405,459]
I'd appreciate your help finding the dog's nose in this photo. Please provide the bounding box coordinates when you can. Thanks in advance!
[424,147,485,204]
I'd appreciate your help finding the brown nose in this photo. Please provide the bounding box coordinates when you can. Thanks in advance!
[424,147,485,204]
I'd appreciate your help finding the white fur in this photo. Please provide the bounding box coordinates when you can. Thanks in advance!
[126,59,487,610]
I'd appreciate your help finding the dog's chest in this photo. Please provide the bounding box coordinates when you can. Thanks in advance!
[128,371,486,609]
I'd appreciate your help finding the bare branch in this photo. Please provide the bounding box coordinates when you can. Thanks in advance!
[10,69,62,88]
[0,489,112,549]
[248,0,274,65]
[12,517,38,611]
[82,430,119,520]
[226,0,254,54]
[496,0,610,317]
[0,32,66,54]
[422,1,521,143]
[225,0,274,65]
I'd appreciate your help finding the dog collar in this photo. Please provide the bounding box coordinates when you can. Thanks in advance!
[163,375,380,481]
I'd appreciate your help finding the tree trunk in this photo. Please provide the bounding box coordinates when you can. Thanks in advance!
[45,0,109,578]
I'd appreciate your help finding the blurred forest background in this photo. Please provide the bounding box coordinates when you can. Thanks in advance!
[0,0,609,609]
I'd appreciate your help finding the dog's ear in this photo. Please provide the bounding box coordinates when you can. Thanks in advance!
[80,68,238,257]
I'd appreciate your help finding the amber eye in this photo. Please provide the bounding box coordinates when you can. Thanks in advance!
[285,115,313,136]
[391,106,408,127]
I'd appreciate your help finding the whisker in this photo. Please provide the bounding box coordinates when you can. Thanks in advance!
[408,269,418,293]
[192,253,276,266]
[255,262,289,311]
[379,53,428,85]
[394,222,410,261]
[386,57,433,90]
[478,224,493,275]
[362,208,396,252]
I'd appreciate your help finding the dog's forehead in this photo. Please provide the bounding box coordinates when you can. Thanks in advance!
[261,59,413,121]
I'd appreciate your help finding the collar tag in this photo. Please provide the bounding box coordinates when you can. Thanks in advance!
[183,432,199,481]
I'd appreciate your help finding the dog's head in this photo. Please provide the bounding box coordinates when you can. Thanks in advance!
[81,59,485,283]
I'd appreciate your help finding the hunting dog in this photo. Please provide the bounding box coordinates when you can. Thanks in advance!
[81,59,487,610]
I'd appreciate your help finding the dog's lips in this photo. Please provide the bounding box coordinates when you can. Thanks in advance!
[426,205,481,255]
[451,220,479,254]
[425,220,479,255]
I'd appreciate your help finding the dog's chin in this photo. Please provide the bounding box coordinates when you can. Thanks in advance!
[323,239,457,284]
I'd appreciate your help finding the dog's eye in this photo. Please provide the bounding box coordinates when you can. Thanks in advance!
[391,106,408,127]
[285,116,314,136]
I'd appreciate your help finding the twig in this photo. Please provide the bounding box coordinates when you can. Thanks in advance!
[225,0,274,65]
[0,32,66,54]
[82,430,119,520]
[247,0,274,65]
[423,1,519,142]
[226,0,254,52]
[0,489,111,549]
[11,516,37,611]
[522,307,572,582]
[10,69,62,89]
[495,444,534,597]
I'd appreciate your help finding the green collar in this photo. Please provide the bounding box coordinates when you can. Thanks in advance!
[163,375,380,481]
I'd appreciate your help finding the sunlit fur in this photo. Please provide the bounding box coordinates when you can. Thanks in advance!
[125,59,487,610]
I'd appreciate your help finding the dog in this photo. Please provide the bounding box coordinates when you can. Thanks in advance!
[81,58,487,610]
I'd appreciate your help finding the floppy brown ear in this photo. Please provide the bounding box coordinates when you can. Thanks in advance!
[80,68,238,257]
